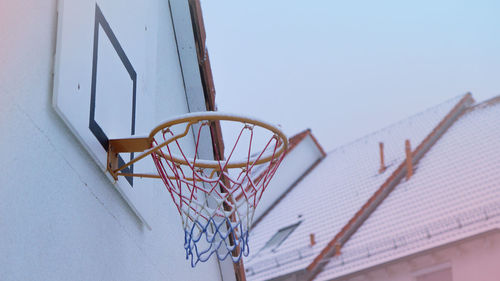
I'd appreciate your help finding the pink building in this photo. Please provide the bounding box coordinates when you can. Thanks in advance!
[245,94,500,281]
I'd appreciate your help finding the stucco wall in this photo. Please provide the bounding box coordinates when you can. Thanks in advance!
[335,231,500,281]
[0,1,225,280]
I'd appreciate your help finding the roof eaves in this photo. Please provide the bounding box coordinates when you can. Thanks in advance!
[187,0,225,162]
[325,228,500,281]
[187,1,246,280]
[304,93,475,280]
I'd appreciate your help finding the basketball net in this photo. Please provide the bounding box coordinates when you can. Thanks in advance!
[149,116,286,267]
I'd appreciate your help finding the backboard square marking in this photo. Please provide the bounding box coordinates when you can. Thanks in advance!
[89,4,137,186]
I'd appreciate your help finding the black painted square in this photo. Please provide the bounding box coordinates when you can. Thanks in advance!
[89,4,137,186]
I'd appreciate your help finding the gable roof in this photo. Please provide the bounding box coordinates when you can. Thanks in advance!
[315,95,500,280]
[245,94,470,280]
[305,93,473,279]
[287,129,327,157]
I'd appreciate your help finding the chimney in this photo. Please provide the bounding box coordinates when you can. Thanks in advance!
[310,233,316,246]
[379,142,386,173]
[405,139,413,180]
[334,243,342,255]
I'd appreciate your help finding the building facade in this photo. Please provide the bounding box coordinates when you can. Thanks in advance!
[0,0,241,280]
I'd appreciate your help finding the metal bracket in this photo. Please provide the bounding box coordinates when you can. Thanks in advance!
[106,137,152,180]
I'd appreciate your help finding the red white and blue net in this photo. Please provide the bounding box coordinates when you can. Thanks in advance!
[149,115,287,267]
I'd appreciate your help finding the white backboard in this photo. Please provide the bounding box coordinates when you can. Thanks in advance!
[52,0,202,229]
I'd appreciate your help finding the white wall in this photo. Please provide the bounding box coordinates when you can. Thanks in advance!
[336,231,500,281]
[254,135,324,221]
[0,0,226,280]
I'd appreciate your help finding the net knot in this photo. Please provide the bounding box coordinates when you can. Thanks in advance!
[244,124,254,130]
[162,127,172,134]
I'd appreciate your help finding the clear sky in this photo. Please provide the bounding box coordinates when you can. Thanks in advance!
[200,0,500,152]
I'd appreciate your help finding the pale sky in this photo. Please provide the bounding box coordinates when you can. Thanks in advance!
[200,0,500,152]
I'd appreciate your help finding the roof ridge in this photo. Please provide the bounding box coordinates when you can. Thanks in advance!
[304,93,475,280]
[326,94,469,154]
[467,94,500,111]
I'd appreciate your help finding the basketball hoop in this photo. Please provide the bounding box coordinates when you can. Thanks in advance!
[107,112,288,266]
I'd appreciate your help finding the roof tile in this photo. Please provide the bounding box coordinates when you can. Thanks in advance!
[246,95,467,281]
[316,97,500,280]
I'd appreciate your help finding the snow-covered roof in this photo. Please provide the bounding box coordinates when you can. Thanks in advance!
[245,94,468,281]
[315,96,500,280]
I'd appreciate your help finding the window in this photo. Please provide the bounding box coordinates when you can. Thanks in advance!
[415,265,452,281]
[262,222,301,252]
